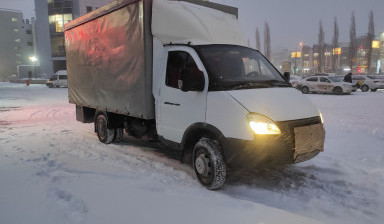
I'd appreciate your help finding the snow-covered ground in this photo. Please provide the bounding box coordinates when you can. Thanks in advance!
[0,82,383,224]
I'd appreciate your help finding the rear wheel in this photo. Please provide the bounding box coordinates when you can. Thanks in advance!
[193,139,226,190]
[333,87,343,95]
[301,86,309,94]
[114,128,124,143]
[361,85,369,92]
[96,114,115,144]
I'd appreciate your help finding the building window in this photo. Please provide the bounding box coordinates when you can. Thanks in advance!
[27,42,33,46]
[86,6,93,13]
[14,28,19,33]
[12,18,17,22]
[26,29,32,35]
[49,14,73,33]
[15,39,20,43]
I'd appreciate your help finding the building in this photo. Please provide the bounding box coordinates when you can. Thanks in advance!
[34,0,113,76]
[289,35,383,75]
[0,9,35,81]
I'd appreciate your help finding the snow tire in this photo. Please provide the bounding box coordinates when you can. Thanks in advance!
[96,114,115,144]
[193,138,226,190]
[114,128,124,143]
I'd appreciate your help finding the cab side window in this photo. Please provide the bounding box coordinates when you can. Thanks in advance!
[307,77,318,82]
[320,77,329,83]
[166,51,201,90]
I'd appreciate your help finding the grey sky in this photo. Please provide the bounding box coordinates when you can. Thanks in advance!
[1,0,384,51]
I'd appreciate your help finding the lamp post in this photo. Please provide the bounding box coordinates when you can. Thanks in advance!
[29,56,38,79]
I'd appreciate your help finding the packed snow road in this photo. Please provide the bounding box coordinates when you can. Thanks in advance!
[0,82,383,224]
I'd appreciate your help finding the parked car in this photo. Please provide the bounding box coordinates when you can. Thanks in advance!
[298,76,355,95]
[351,75,384,92]
[46,70,68,88]
[289,75,302,88]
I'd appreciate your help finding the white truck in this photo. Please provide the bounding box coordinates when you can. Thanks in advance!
[64,0,325,189]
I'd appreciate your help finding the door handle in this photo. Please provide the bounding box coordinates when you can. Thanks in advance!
[164,102,180,106]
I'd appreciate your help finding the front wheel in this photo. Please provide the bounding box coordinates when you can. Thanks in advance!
[333,87,343,95]
[96,114,115,144]
[193,139,226,190]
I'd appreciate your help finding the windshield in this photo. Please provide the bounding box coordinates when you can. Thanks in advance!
[328,76,343,82]
[196,45,288,90]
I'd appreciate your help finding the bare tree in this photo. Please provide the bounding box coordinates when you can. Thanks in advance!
[366,10,375,73]
[318,20,325,73]
[255,28,261,50]
[349,12,357,72]
[332,17,339,73]
[264,22,271,59]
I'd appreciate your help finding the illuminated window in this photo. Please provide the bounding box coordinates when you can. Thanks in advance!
[15,39,20,43]
[12,18,17,22]
[372,41,380,49]
[49,14,73,33]
[333,48,341,55]
[14,28,19,33]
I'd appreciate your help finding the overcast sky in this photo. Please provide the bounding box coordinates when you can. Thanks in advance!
[1,0,384,51]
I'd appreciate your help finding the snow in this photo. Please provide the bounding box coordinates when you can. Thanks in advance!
[1,82,383,224]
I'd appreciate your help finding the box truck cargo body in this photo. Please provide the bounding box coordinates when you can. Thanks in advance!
[65,0,325,189]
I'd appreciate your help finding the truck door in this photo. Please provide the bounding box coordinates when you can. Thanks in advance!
[157,46,208,143]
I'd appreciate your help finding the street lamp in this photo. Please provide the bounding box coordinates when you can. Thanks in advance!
[29,56,38,79]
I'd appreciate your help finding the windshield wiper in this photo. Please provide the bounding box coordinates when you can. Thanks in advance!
[225,82,271,90]
[258,80,291,87]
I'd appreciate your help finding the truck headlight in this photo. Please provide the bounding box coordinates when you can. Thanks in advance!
[247,113,281,135]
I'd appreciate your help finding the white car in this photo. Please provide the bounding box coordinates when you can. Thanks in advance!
[46,70,68,88]
[352,75,384,92]
[298,76,355,95]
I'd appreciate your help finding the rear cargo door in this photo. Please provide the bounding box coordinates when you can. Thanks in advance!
[157,46,208,143]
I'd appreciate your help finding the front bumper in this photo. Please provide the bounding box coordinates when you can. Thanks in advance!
[222,116,325,169]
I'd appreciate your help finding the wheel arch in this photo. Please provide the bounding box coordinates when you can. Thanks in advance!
[94,110,125,131]
[180,123,226,160]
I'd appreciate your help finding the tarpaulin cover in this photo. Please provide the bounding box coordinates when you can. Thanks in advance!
[65,0,154,119]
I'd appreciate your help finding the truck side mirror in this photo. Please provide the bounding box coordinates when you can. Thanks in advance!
[179,68,205,92]
[283,72,290,83]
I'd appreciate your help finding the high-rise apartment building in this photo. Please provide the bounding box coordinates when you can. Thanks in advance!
[34,0,113,76]
[0,9,34,81]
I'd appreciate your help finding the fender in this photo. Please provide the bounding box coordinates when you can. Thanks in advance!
[179,122,226,162]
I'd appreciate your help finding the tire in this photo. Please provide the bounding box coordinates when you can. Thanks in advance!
[193,139,226,190]
[333,87,343,95]
[114,128,124,143]
[361,85,369,92]
[95,114,115,144]
[301,86,309,94]
[48,83,53,88]
[370,88,377,92]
